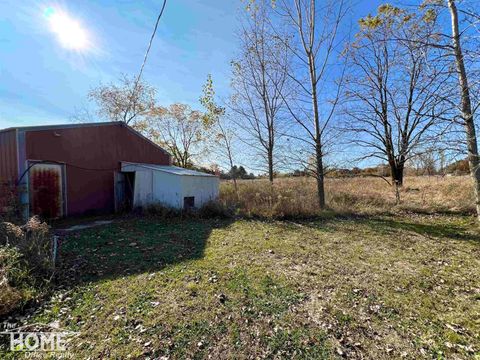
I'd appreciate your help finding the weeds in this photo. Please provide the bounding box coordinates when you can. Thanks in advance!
[139,200,234,219]
[130,176,474,221]
[219,176,476,219]
[0,247,24,316]
[0,216,54,316]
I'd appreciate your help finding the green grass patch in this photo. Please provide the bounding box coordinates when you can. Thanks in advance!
[2,214,479,359]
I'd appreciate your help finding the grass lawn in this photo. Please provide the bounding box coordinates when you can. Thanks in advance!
[4,214,480,359]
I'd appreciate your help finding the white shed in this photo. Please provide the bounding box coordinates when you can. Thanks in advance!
[119,162,219,210]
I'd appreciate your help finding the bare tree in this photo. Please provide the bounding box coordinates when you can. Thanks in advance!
[88,74,156,131]
[272,0,350,209]
[200,75,239,194]
[413,0,480,219]
[148,104,207,168]
[70,105,96,124]
[344,4,449,200]
[409,150,439,176]
[230,1,289,183]
[212,117,239,190]
[446,0,480,220]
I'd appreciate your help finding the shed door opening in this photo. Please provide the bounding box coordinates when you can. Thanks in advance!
[184,196,195,210]
[115,172,135,212]
[29,163,65,219]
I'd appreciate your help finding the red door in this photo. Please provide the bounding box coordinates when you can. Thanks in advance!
[29,163,65,218]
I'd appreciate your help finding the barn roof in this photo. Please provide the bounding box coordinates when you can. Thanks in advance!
[0,121,171,157]
[0,121,117,133]
[121,162,217,177]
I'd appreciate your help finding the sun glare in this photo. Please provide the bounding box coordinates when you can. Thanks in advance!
[44,7,90,51]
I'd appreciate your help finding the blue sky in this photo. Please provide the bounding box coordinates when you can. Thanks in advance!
[0,0,242,129]
[0,0,385,130]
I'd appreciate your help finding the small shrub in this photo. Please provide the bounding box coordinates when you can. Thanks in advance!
[198,200,234,219]
[0,217,54,316]
[140,201,234,219]
[0,216,54,280]
[141,203,182,218]
[0,246,24,316]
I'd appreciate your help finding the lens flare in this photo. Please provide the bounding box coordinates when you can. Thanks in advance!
[44,7,90,51]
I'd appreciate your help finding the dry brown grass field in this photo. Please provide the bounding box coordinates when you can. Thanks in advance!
[219,176,474,218]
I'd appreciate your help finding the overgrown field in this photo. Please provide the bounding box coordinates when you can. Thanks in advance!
[2,212,479,359]
[220,176,475,218]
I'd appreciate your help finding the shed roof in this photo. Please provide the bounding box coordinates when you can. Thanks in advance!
[121,162,217,177]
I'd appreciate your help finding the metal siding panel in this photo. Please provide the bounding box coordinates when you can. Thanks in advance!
[0,130,18,183]
[152,170,182,208]
[181,176,219,208]
[133,170,154,207]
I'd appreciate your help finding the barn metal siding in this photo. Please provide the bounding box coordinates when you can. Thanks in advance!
[24,123,170,216]
[0,130,18,184]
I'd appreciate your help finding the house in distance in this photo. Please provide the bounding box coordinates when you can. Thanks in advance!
[0,122,219,219]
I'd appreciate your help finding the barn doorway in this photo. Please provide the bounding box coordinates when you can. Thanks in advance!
[115,171,135,212]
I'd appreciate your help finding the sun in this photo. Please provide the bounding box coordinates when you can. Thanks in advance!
[44,7,90,51]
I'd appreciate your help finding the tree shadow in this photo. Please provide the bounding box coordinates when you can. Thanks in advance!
[278,212,373,232]
[55,216,234,286]
[363,217,480,244]
[55,212,478,287]
[290,213,480,245]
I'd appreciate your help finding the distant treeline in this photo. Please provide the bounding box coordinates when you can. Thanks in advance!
[277,159,469,178]
[322,159,470,178]
[195,159,470,180]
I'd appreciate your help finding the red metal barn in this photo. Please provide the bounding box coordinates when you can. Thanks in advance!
[0,122,172,218]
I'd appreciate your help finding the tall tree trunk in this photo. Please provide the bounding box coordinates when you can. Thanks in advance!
[388,162,404,204]
[397,164,404,186]
[390,163,404,187]
[231,164,239,197]
[267,148,274,183]
[228,157,239,196]
[232,177,238,194]
[315,142,326,209]
[309,49,326,209]
[448,0,480,221]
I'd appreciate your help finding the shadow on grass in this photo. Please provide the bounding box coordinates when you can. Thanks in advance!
[288,213,480,244]
[57,212,478,287]
[56,216,234,286]
[363,217,480,244]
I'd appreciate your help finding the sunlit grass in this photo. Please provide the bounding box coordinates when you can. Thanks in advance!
[5,213,479,359]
